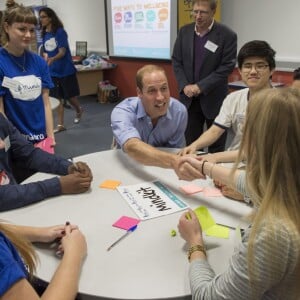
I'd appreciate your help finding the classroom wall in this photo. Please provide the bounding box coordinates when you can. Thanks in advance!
[0,0,106,54]
[222,0,300,71]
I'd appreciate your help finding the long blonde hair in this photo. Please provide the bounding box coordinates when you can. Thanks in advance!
[0,223,36,277]
[236,87,300,293]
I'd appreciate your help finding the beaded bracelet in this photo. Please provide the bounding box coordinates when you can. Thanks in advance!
[187,244,206,261]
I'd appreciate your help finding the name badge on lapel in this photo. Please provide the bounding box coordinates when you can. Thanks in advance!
[0,136,10,160]
[4,136,11,152]
[204,40,218,53]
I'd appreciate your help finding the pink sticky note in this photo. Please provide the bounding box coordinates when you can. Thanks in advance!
[113,216,140,230]
[34,137,54,154]
[203,187,223,197]
[180,184,204,195]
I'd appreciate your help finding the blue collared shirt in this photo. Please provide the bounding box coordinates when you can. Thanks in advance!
[111,97,187,149]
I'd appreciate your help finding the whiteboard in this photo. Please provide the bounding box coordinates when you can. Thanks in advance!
[222,0,300,68]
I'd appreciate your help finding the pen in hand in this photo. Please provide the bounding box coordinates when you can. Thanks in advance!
[107,225,138,251]
[69,158,80,172]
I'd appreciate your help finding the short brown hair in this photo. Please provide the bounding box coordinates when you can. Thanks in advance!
[136,65,167,90]
[192,0,218,10]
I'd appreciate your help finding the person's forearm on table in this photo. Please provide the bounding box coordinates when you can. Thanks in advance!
[124,139,178,168]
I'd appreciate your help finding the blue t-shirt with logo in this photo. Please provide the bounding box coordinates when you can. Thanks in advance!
[0,48,54,143]
[43,28,76,78]
[0,232,27,296]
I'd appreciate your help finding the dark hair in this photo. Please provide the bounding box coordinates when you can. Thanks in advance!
[293,68,300,80]
[136,65,167,90]
[39,7,63,36]
[237,40,276,70]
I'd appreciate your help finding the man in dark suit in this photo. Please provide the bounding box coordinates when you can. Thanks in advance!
[172,0,237,152]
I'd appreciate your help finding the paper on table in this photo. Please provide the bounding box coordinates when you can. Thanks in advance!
[194,206,216,231]
[100,179,121,189]
[202,187,223,197]
[113,216,140,230]
[194,206,230,238]
[117,181,188,220]
[180,184,204,195]
[205,224,230,239]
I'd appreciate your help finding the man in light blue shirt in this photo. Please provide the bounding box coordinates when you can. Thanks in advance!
[111,64,187,169]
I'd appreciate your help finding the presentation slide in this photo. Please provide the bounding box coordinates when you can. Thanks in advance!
[106,0,177,60]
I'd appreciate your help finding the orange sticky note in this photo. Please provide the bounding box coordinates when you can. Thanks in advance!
[99,179,121,189]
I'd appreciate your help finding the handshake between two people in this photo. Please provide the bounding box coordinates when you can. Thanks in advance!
[174,154,210,182]
[174,154,244,202]
[60,162,93,194]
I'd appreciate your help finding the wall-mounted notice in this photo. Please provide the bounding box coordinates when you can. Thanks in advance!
[106,0,177,60]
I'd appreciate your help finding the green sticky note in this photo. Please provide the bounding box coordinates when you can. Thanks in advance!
[194,206,216,231]
[205,224,230,239]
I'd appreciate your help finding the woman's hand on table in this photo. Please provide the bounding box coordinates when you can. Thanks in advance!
[33,224,79,243]
[178,209,204,246]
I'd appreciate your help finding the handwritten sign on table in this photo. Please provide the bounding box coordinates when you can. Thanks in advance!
[117,181,188,220]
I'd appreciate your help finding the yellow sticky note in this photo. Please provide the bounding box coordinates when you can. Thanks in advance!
[194,206,216,231]
[205,224,230,239]
[99,179,121,189]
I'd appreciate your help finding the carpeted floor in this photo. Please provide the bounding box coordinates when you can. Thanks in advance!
[53,95,118,159]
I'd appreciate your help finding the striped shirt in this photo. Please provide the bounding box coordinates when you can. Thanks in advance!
[189,172,300,299]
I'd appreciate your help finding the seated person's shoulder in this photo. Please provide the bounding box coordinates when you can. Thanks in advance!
[114,97,139,109]
[169,97,187,112]
[111,97,141,121]
[226,87,249,101]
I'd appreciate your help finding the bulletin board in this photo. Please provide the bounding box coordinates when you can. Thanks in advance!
[178,0,221,29]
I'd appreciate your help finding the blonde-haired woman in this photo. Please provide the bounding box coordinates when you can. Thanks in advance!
[0,222,87,299]
[177,87,300,299]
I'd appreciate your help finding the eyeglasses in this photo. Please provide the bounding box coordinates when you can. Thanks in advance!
[242,63,269,72]
[191,10,210,16]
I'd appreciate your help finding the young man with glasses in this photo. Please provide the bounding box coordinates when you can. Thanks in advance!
[179,40,276,159]
[172,0,237,153]
[178,40,276,202]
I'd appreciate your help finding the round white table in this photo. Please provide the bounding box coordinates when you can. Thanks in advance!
[0,150,252,300]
